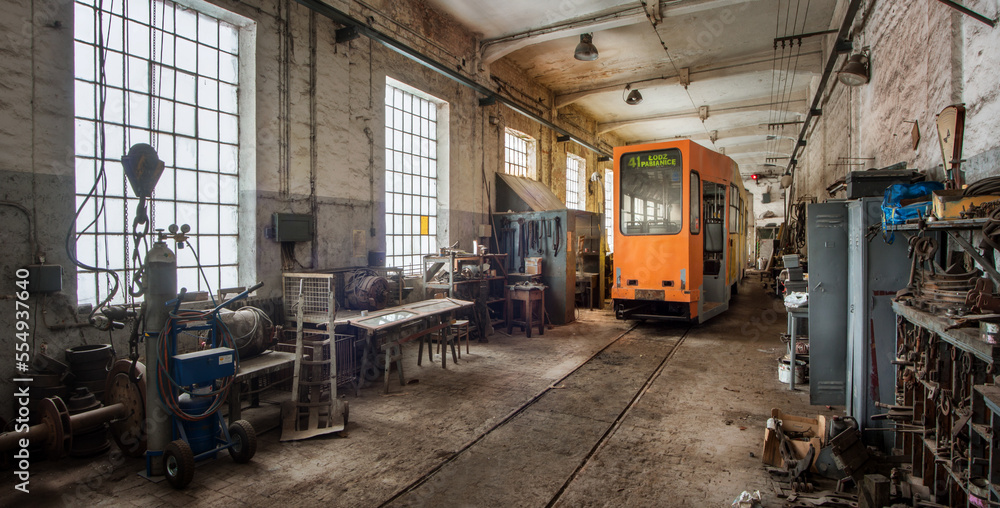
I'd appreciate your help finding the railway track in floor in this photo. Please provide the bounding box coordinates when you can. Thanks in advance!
[378,321,693,507]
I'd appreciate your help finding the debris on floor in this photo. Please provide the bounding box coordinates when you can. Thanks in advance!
[731,489,763,508]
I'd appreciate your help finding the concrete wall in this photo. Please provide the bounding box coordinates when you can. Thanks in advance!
[0,0,619,419]
[794,0,1000,203]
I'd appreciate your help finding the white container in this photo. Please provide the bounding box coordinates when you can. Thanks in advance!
[778,358,806,385]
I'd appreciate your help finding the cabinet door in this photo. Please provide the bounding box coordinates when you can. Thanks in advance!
[807,202,848,405]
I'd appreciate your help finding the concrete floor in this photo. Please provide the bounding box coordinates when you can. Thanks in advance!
[1,282,840,507]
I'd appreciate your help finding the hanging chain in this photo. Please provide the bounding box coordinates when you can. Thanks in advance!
[150,0,158,150]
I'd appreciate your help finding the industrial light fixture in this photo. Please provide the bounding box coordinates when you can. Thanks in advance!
[838,51,870,86]
[574,33,599,61]
[623,84,643,105]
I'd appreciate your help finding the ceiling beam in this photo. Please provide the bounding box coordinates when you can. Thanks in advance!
[597,95,808,134]
[480,7,647,64]
[480,0,766,65]
[661,0,766,17]
[555,48,822,108]
[629,124,779,145]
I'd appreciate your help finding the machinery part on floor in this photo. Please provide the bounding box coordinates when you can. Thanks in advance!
[828,427,873,485]
[217,306,276,360]
[345,269,391,311]
[0,396,127,458]
[104,359,148,457]
[66,343,115,400]
[774,421,816,489]
[783,490,859,508]
[67,387,112,457]
[20,373,69,425]
[281,288,348,441]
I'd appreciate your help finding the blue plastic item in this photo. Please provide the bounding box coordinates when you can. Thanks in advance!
[881,181,944,226]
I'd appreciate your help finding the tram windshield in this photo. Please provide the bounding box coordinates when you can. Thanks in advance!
[619,148,683,235]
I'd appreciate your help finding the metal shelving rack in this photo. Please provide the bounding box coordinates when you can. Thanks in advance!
[423,252,508,326]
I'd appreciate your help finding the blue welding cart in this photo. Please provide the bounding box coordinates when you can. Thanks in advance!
[152,284,262,489]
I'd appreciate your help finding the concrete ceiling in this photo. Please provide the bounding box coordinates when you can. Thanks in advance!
[425,0,841,178]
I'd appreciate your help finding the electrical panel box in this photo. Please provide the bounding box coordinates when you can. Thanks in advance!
[273,213,313,242]
[172,347,236,387]
[25,264,63,293]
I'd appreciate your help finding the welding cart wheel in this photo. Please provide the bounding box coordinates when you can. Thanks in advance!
[228,419,257,463]
[163,440,195,489]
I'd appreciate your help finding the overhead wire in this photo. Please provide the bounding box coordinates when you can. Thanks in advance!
[767,0,812,167]
[766,0,784,158]
[776,0,811,161]
[636,0,718,149]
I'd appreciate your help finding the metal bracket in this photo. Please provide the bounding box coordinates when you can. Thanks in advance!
[933,0,997,27]
[947,230,1000,284]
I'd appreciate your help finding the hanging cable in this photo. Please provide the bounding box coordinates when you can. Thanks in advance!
[155,309,238,422]
[67,0,122,321]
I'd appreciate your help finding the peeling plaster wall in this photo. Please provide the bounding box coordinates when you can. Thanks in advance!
[0,0,621,418]
[795,0,1000,205]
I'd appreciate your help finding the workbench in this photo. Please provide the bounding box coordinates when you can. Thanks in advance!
[343,298,474,393]
[507,285,545,337]
[227,350,296,424]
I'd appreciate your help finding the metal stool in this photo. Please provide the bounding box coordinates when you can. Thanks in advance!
[452,319,471,357]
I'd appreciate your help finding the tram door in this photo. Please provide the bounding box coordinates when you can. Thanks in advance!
[702,181,727,313]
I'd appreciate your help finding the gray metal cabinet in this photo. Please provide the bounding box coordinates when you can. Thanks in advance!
[807,202,849,405]
[846,198,909,450]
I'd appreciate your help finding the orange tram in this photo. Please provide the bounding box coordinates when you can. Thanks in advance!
[611,140,750,323]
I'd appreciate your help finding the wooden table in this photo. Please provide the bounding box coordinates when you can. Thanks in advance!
[507,285,545,338]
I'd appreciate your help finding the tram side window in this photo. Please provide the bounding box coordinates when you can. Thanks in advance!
[619,148,683,235]
[703,181,725,221]
[690,171,700,234]
[729,184,739,233]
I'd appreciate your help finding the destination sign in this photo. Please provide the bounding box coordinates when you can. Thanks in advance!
[625,150,680,169]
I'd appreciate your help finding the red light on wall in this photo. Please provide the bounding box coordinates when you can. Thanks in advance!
[751,173,759,181]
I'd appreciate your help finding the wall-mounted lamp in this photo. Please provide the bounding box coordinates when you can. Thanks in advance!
[574,33,599,61]
[838,51,870,86]
[623,84,643,105]
[597,155,612,162]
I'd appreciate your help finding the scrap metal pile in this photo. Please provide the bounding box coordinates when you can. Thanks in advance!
[895,235,1000,318]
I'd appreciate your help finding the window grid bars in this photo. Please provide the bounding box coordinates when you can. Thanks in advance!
[385,84,438,275]
[566,155,583,210]
[604,168,613,252]
[504,129,530,178]
[73,0,240,305]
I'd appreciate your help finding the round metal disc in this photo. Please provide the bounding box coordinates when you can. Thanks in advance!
[104,360,148,458]
[39,397,72,458]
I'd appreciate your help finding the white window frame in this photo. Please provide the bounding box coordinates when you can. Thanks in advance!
[385,78,448,275]
[604,168,614,252]
[566,154,584,210]
[504,128,536,179]
[73,0,255,306]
